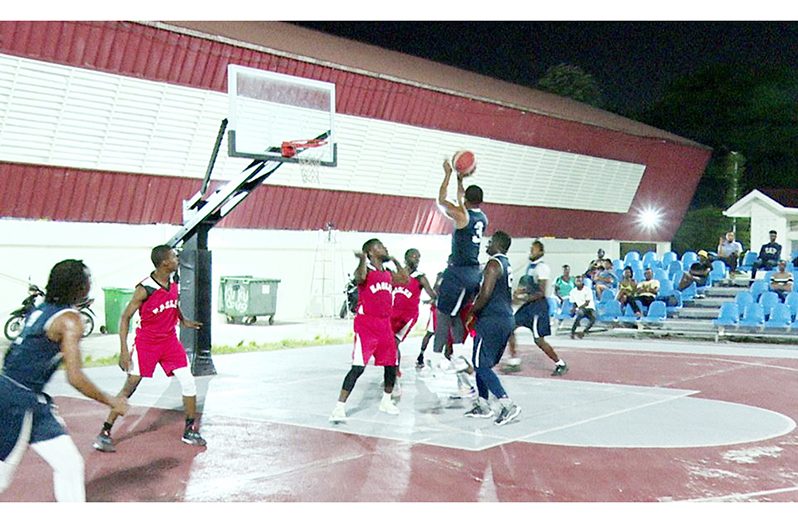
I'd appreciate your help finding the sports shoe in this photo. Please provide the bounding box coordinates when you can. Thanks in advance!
[502,357,522,373]
[416,364,435,380]
[92,431,116,453]
[182,427,207,447]
[329,404,347,423]
[446,355,473,374]
[464,402,493,418]
[551,363,569,376]
[449,385,477,400]
[494,403,521,426]
[379,397,400,415]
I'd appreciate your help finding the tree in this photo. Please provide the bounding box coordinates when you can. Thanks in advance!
[536,64,605,108]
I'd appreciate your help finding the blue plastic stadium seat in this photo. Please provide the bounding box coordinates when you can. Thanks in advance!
[624,251,641,265]
[785,292,798,320]
[681,251,698,270]
[641,300,667,325]
[556,298,574,320]
[599,288,617,303]
[758,291,780,319]
[597,300,622,322]
[738,303,765,329]
[734,292,754,317]
[661,251,678,267]
[547,297,559,318]
[612,259,623,271]
[667,260,684,280]
[749,280,768,301]
[713,302,740,328]
[764,302,792,329]
[618,303,639,323]
[710,260,727,282]
[739,251,758,273]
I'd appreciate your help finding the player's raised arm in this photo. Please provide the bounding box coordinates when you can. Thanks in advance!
[353,250,368,284]
[437,159,469,229]
[390,256,409,285]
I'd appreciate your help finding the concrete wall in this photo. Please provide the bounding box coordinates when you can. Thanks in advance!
[0,218,669,327]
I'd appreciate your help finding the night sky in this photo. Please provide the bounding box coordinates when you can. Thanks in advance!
[293,21,798,114]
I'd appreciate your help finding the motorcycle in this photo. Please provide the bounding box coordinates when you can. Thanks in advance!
[4,284,96,340]
[338,275,359,319]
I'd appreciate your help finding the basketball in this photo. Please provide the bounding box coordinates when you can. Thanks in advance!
[452,150,477,176]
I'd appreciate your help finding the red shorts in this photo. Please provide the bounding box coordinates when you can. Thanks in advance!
[390,310,419,343]
[130,336,188,378]
[352,314,397,367]
[425,304,437,333]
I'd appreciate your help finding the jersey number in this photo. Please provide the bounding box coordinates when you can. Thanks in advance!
[472,222,484,244]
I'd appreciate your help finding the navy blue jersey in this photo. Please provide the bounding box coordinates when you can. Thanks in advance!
[450,208,488,267]
[2,303,72,393]
[480,254,513,318]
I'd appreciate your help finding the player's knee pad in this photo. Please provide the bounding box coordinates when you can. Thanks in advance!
[173,367,197,397]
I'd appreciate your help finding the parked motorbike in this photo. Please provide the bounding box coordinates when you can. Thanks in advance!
[4,284,96,340]
[338,275,359,319]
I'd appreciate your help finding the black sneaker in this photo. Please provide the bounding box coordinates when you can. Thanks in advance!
[464,402,493,418]
[182,428,207,447]
[494,403,521,426]
[415,354,425,369]
[92,431,116,453]
[551,363,569,377]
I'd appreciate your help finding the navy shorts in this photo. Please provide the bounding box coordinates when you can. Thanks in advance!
[514,300,551,338]
[472,314,515,369]
[436,265,481,316]
[0,378,66,461]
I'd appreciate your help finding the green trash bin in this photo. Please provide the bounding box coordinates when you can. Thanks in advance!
[218,276,281,325]
[102,287,136,334]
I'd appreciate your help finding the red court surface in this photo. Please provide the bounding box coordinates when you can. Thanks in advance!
[2,338,798,503]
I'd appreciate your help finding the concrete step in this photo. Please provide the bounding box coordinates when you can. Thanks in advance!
[683,297,728,309]
[676,308,721,319]
[705,286,750,298]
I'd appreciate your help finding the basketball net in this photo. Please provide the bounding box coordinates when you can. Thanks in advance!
[298,148,322,185]
[281,139,324,185]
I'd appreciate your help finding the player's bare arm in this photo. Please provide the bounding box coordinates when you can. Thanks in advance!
[177,306,202,330]
[418,274,437,302]
[470,259,501,317]
[437,159,469,229]
[117,285,148,372]
[353,250,368,284]
[390,257,410,285]
[49,310,128,416]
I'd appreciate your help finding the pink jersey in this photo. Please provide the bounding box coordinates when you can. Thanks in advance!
[135,273,179,344]
[392,270,423,316]
[356,264,393,319]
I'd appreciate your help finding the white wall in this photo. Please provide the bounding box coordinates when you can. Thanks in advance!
[0,218,668,326]
[750,202,788,256]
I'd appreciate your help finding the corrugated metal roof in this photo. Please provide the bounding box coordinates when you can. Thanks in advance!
[159,21,708,150]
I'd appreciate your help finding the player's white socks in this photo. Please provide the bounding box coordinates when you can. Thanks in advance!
[555,359,565,366]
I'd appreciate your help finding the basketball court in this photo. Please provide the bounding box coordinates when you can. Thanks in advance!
[3,332,798,502]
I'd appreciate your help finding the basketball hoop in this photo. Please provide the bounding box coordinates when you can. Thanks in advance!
[282,139,326,185]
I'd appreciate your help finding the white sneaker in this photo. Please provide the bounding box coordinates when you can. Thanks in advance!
[329,404,347,423]
[379,397,400,415]
[417,364,435,381]
[444,355,472,374]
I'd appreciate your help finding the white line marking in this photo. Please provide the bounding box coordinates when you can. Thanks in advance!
[517,390,695,440]
[682,484,798,502]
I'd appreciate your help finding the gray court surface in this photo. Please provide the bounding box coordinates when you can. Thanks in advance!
[45,340,795,452]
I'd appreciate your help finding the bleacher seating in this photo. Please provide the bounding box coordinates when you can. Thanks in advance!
[764,303,792,329]
[739,251,758,273]
[661,251,678,267]
[641,301,667,325]
[667,260,683,280]
[758,291,780,319]
[597,300,622,322]
[749,280,768,301]
[739,303,765,329]
[624,251,641,265]
[556,299,574,320]
[618,303,639,323]
[785,292,798,320]
[709,260,727,283]
[734,292,754,316]
[713,303,740,329]
[681,251,698,270]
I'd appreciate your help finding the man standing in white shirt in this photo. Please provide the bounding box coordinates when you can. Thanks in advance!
[568,275,596,339]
